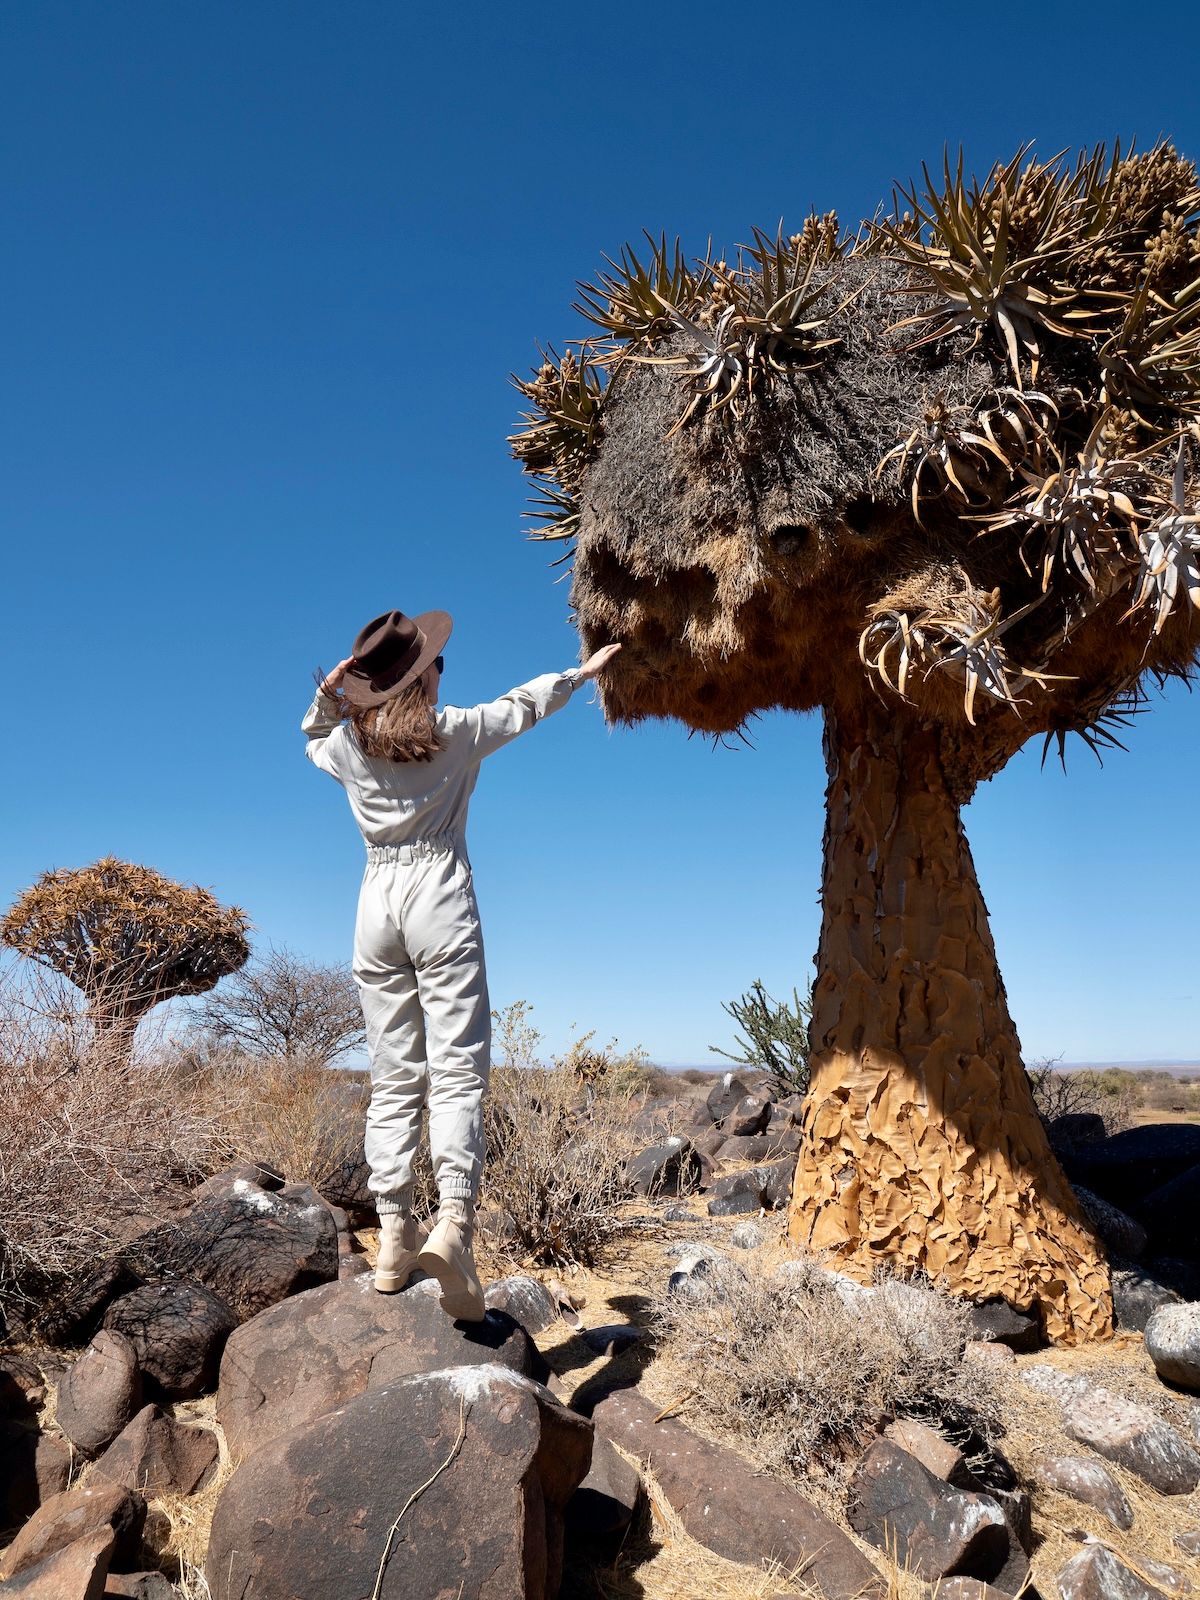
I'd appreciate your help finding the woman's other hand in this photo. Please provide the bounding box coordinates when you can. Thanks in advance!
[577,643,622,681]
[320,657,355,697]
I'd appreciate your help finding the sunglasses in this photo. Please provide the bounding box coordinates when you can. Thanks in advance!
[434,655,444,673]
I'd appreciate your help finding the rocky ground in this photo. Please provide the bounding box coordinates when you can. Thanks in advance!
[2,1071,1199,1599]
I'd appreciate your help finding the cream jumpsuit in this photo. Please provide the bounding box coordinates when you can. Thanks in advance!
[302,670,581,1213]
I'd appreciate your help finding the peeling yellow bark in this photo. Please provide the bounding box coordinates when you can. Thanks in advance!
[787,703,1113,1344]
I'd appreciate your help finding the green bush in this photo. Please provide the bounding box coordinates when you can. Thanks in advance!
[711,979,812,1097]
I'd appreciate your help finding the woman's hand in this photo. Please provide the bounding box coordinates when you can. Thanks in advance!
[320,657,355,697]
[577,642,622,681]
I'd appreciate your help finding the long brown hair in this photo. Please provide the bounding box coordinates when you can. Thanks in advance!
[341,679,445,762]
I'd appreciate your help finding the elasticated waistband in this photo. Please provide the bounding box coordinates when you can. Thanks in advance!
[365,833,460,865]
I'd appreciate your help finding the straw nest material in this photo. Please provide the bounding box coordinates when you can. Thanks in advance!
[511,144,1200,796]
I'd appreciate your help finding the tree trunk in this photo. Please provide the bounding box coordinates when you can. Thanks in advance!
[788,701,1112,1344]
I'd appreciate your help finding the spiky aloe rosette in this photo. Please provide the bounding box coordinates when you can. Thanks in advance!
[510,142,1200,794]
[510,143,1200,1344]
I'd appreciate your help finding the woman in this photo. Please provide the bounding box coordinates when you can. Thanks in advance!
[302,607,619,1320]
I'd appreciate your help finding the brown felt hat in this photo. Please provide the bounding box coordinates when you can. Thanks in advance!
[341,609,453,708]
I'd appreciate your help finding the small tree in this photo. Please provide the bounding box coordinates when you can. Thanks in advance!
[195,944,365,1066]
[0,857,250,1056]
[712,979,812,1097]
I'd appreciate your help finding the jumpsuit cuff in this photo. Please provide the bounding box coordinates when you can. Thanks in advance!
[438,1176,475,1201]
[375,1186,414,1215]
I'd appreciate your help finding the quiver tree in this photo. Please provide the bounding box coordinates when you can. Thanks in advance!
[1,856,250,1056]
[510,142,1200,1343]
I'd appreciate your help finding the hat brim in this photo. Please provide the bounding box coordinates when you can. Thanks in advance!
[341,611,454,708]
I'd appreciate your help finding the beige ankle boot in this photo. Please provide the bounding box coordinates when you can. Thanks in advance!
[416,1196,485,1321]
[374,1212,428,1294]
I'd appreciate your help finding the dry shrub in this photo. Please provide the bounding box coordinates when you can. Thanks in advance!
[1026,1059,1142,1137]
[653,1255,1001,1482]
[188,1048,369,1191]
[478,1003,646,1268]
[0,963,222,1317]
[481,1060,642,1268]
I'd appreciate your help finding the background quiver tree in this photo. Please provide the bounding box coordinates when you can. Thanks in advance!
[1,856,250,1056]
[510,140,1200,1343]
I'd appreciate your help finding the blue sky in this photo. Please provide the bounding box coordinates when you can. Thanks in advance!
[3,2,1198,1066]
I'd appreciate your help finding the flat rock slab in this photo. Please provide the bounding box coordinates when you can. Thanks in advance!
[1145,1302,1200,1390]
[217,1271,546,1459]
[1038,1454,1133,1529]
[847,1440,1010,1586]
[1,1481,144,1581]
[591,1386,884,1600]
[1056,1543,1177,1599]
[92,1405,218,1496]
[103,1280,236,1400]
[206,1364,593,1600]
[0,1528,114,1599]
[1023,1365,1200,1495]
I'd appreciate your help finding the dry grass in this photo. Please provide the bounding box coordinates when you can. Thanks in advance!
[0,965,225,1317]
[187,1048,370,1192]
[652,1253,1000,1484]
[1001,1343,1200,1585]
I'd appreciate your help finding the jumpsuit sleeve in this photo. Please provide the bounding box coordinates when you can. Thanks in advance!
[458,671,583,760]
[301,690,346,779]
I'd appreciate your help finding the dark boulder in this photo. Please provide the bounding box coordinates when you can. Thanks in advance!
[722,1094,771,1137]
[625,1137,702,1197]
[564,1432,643,1555]
[0,1481,146,1581]
[847,1440,1014,1586]
[706,1169,765,1216]
[1059,1123,1200,1209]
[217,1271,547,1458]
[102,1572,180,1599]
[0,1529,114,1599]
[103,1281,236,1400]
[591,1386,883,1599]
[1112,1261,1184,1331]
[1022,1365,1200,1494]
[963,1299,1041,1352]
[0,1422,72,1534]
[1056,1543,1176,1600]
[705,1072,754,1124]
[55,1333,142,1457]
[47,1183,338,1343]
[1036,1455,1132,1530]
[1145,1302,1200,1390]
[93,1406,219,1497]
[716,1133,774,1164]
[1134,1165,1200,1259]
[483,1275,561,1334]
[1074,1186,1147,1261]
[206,1366,593,1600]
